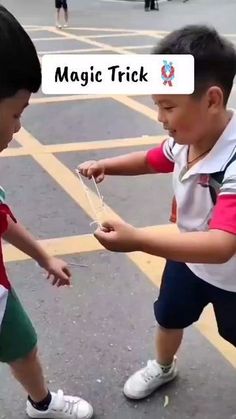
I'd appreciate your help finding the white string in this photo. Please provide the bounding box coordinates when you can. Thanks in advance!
[75,169,106,228]
[68,262,88,268]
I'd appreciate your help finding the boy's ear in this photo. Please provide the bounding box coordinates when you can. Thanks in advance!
[207,86,224,111]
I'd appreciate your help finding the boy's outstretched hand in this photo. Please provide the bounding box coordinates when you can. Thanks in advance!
[78,160,105,183]
[39,256,72,287]
[94,220,139,252]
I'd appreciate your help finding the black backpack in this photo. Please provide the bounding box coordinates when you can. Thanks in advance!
[209,151,236,205]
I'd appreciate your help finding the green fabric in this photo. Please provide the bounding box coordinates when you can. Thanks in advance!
[0,290,37,363]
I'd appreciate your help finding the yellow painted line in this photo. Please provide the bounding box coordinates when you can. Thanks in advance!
[1,135,163,158]
[26,28,47,32]
[38,47,109,55]
[3,225,167,262]
[14,128,123,222]
[14,128,42,148]
[112,95,157,121]
[223,33,236,37]
[33,36,70,41]
[31,26,236,38]
[3,234,103,262]
[30,94,111,105]
[24,25,42,29]
[124,45,154,50]
[0,148,29,158]
[48,27,132,55]
[43,135,163,152]
[52,27,168,34]
[196,305,236,368]
[88,32,145,39]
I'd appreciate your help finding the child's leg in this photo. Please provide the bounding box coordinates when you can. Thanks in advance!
[55,0,62,27]
[63,0,68,25]
[144,0,150,10]
[0,289,93,418]
[155,326,183,366]
[150,0,159,10]
[211,285,236,347]
[56,9,61,27]
[9,348,48,402]
[123,261,209,400]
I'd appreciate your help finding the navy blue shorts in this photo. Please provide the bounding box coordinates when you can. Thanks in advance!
[154,260,236,347]
[55,0,68,9]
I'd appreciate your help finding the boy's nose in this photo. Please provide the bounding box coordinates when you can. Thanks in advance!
[158,110,167,124]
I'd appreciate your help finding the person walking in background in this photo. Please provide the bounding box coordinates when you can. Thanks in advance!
[144,0,159,12]
[55,0,68,28]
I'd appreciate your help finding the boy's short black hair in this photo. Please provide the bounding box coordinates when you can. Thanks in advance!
[153,25,236,105]
[0,5,41,99]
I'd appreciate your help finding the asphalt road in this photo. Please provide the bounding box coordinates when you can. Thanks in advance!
[0,1,236,418]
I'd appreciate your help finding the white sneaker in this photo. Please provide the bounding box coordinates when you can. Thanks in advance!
[26,390,93,419]
[63,23,68,27]
[124,357,178,400]
[56,22,62,29]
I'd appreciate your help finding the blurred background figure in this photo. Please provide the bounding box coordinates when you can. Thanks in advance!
[144,0,159,12]
[55,0,68,28]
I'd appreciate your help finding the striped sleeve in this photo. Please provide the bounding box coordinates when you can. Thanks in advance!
[146,138,175,173]
[209,162,236,234]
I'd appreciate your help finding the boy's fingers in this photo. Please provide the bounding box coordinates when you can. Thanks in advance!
[52,276,58,286]
[101,220,115,231]
[96,174,104,183]
[64,267,72,278]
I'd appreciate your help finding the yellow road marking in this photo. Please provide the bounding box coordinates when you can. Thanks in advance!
[124,45,154,50]
[32,36,69,41]
[88,32,138,39]
[28,25,236,38]
[37,47,110,55]
[1,135,163,158]
[30,94,111,105]
[3,234,103,262]
[14,128,122,222]
[26,28,49,32]
[50,26,168,34]
[112,95,157,121]
[48,27,131,55]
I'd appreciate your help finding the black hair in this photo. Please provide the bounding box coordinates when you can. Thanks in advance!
[153,25,236,105]
[0,5,41,99]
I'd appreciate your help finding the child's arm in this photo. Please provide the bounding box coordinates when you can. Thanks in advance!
[3,214,71,286]
[94,220,236,264]
[78,141,174,183]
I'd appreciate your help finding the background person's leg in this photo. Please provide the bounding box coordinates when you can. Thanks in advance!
[63,0,68,26]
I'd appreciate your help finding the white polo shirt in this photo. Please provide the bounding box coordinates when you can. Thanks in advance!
[147,111,236,292]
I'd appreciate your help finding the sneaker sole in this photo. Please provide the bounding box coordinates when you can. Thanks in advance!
[123,370,178,400]
[26,404,93,419]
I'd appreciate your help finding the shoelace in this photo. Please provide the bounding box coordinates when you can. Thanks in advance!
[141,360,161,382]
[62,398,80,415]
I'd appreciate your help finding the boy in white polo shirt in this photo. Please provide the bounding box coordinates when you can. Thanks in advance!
[79,25,236,400]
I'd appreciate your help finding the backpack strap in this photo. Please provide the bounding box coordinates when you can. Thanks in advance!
[209,151,236,205]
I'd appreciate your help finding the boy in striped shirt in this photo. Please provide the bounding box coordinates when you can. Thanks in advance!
[80,25,236,403]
